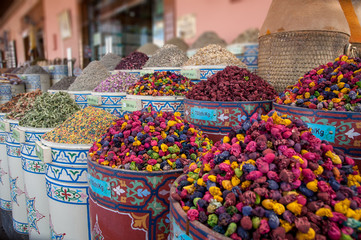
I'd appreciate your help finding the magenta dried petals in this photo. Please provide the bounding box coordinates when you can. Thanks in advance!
[186,66,277,101]
[115,51,149,70]
[174,110,361,239]
[93,72,138,92]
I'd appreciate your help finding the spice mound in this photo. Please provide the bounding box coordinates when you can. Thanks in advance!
[49,76,76,90]
[276,55,361,112]
[183,44,246,67]
[173,111,361,239]
[127,71,194,96]
[100,53,122,71]
[24,65,49,75]
[6,90,42,120]
[19,92,80,128]
[89,108,212,171]
[232,28,259,44]
[186,66,277,101]
[68,61,110,91]
[0,93,26,113]
[93,72,138,92]
[137,43,159,56]
[115,51,149,70]
[143,44,188,68]
[43,106,117,144]
[190,31,227,49]
[165,37,189,52]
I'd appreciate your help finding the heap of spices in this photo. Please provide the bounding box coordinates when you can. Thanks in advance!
[6,89,42,120]
[137,43,160,56]
[183,44,247,67]
[232,28,259,44]
[0,93,27,113]
[276,55,361,112]
[115,51,149,70]
[49,76,76,90]
[19,92,80,128]
[128,71,194,96]
[173,111,361,239]
[94,72,138,92]
[143,44,188,68]
[186,66,277,101]
[190,31,227,49]
[12,66,28,74]
[24,65,49,74]
[89,108,212,171]
[165,37,189,52]
[68,61,110,91]
[43,106,117,144]
[100,53,122,71]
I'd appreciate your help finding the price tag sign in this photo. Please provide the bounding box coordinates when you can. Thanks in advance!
[227,44,245,55]
[307,123,336,143]
[87,95,101,106]
[35,141,52,163]
[88,174,111,198]
[12,128,25,143]
[20,75,27,80]
[121,99,142,112]
[180,69,200,79]
[140,69,154,76]
[49,66,55,71]
[191,108,217,121]
[0,121,5,132]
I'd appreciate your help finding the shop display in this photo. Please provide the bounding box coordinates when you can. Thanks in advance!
[232,28,259,44]
[68,61,111,91]
[165,37,189,52]
[49,76,76,90]
[187,66,276,101]
[190,31,227,49]
[89,108,212,170]
[19,92,80,128]
[183,44,247,67]
[43,106,117,144]
[24,65,49,75]
[172,111,361,239]
[93,71,138,92]
[276,55,361,112]
[100,52,122,71]
[128,71,193,96]
[137,42,160,56]
[6,89,42,120]
[144,44,189,68]
[115,51,149,70]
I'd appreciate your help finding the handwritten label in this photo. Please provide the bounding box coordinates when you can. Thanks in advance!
[307,123,336,143]
[227,44,245,55]
[121,99,142,112]
[88,175,111,198]
[20,76,27,80]
[140,69,154,76]
[48,66,55,71]
[180,69,200,79]
[35,141,52,163]
[191,108,217,121]
[0,121,5,132]
[87,95,101,106]
[12,128,24,143]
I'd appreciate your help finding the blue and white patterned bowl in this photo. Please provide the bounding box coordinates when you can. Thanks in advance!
[227,43,259,72]
[89,92,127,118]
[181,65,227,83]
[21,74,50,92]
[67,91,92,109]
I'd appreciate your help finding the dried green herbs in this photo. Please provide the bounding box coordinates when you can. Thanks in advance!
[19,92,80,128]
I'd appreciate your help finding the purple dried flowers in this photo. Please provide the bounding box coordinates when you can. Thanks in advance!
[115,51,149,70]
[93,72,138,92]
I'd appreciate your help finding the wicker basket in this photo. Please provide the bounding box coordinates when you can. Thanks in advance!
[258,30,349,93]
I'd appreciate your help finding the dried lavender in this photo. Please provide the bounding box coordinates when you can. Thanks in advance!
[190,31,227,49]
[115,51,149,70]
[49,76,76,90]
[183,44,247,67]
[165,37,189,52]
[232,28,259,43]
[19,92,80,128]
[94,72,138,92]
[137,43,159,56]
[68,61,110,91]
[143,44,188,68]
[24,65,49,74]
[100,53,122,71]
